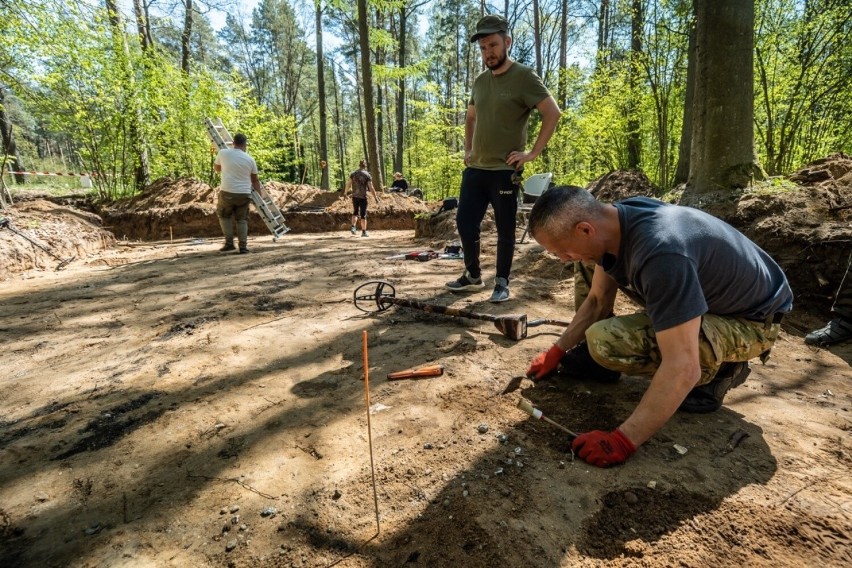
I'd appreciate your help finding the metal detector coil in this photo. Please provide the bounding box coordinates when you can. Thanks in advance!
[354,280,397,313]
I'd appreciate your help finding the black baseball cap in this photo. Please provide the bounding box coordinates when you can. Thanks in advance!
[470,14,509,42]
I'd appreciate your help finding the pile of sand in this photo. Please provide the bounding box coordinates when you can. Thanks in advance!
[587,169,661,201]
[6,156,852,313]
[0,198,115,276]
[98,177,431,240]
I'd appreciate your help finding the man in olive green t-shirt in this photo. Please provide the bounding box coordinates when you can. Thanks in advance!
[446,14,561,303]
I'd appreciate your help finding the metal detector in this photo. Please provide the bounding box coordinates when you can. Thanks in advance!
[353,280,571,341]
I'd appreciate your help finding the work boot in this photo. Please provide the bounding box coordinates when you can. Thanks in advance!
[679,362,751,413]
[804,318,852,346]
[489,277,510,303]
[446,270,484,292]
[220,242,236,252]
[557,342,620,383]
[239,246,250,254]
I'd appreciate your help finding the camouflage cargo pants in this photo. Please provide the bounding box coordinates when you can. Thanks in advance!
[573,261,782,385]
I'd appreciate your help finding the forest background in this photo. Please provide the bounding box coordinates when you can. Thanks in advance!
[1,0,850,202]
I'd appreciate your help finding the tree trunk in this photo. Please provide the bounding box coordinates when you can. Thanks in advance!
[315,2,329,190]
[673,15,696,186]
[375,9,386,181]
[133,0,153,52]
[533,0,543,78]
[333,63,346,191]
[0,86,26,184]
[686,0,762,196]
[597,0,611,66]
[356,0,382,187]
[394,6,407,174]
[354,56,367,164]
[626,0,642,170]
[558,0,568,108]
[181,0,193,73]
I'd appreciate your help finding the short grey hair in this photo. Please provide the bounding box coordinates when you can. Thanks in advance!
[527,185,606,239]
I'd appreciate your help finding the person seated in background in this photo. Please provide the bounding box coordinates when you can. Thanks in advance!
[389,172,409,193]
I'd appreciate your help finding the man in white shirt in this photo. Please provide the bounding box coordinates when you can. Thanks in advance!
[214,133,261,253]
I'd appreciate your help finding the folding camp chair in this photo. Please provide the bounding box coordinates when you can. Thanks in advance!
[517,172,553,244]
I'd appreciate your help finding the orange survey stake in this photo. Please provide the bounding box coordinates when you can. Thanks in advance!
[386,364,445,380]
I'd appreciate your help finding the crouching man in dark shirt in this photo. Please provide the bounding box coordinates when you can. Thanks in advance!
[526,186,793,468]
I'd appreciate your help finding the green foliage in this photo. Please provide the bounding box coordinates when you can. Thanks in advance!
[745,176,800,195]
[230,92,299,180]
[3,1,302,201]
[405,97,465,200]
[2,0,850,208]
[754,0,852,175]
[141,55,230,182]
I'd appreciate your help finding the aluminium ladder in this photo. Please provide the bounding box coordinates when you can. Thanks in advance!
[205,117,290,240]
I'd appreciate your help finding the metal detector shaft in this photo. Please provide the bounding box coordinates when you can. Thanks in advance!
[353,281,570,341]
[381,295,532,340]
[528,318,574,328]
[379,296,501,324]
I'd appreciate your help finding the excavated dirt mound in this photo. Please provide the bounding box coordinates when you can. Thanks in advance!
[5,156,852,314]
[98,178,430,241]
[77,158,852,313]
[0,196,115,277]
[719,153,852,311]
[587,170,661,201]
[580,158,852,315]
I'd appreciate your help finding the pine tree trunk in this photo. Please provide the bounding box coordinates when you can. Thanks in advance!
[181,0,193,73]
[394,7,407,174]
[626,0,642,170]
[315,2,329,190]
[673,16,696,186]
[558,0,568,109]
[357,0,382,187]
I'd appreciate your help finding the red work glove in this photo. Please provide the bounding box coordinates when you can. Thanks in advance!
[526,344,565,380]
[572,429,636,468]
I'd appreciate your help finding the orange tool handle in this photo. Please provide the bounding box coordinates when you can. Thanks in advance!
[387,364,445,380]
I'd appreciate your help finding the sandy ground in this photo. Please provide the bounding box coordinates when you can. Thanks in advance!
[1,226,851,567]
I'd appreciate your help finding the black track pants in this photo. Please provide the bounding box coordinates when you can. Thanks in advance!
[455,167,519,280]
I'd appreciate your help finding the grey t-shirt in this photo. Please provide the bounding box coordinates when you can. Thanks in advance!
[349,169,371,199]
[603,197,793,331]
[468,62,551,170]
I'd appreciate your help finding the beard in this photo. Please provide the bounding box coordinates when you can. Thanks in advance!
[484,48,508,70]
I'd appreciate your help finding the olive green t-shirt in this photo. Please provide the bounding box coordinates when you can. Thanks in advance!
[468,62,551,170]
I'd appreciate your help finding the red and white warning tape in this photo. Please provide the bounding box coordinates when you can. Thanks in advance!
[3,171,98,177]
